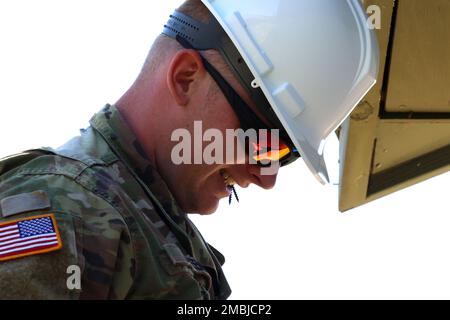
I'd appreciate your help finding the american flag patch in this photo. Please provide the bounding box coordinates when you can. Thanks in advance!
[0,214,62,262]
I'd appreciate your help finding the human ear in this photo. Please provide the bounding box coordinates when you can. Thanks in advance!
[166,49,206,106]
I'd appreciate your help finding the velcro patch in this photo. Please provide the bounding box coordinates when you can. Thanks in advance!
[0,190,51,218]
[0,214,62,262]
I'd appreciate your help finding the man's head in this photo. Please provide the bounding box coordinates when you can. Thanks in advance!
[116,0,279,215]
[115,0,379,214]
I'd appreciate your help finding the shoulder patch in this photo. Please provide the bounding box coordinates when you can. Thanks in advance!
[0,214,62,262]
[0,190,51,218]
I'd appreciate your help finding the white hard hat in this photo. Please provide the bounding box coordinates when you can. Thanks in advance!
[163,0,379,184]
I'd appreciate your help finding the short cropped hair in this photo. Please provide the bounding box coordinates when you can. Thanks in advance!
[141,0,211,72]
[139,0,232,94]
[177,0,213,23]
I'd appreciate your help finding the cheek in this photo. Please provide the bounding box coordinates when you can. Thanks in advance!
[190,87,250,166]
[221,108,240,128]
[203,92,239,128]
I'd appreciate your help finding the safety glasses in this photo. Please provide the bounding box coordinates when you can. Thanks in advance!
[176,35,299,167]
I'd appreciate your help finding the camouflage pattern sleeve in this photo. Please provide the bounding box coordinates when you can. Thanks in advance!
[0,155,134,299]
[0,105,232,300]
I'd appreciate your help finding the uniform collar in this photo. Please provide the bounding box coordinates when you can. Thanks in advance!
[89,104,186,221]
[90,104,231,297]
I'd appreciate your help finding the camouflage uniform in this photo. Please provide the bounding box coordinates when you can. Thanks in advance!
[0,105,231,299]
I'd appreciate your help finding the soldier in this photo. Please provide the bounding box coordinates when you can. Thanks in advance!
[0,0,378,299]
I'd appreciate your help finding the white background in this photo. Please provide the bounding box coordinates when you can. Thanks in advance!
[1,0,450,300]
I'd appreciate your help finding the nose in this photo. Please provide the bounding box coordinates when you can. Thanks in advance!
[247,164,279,190]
